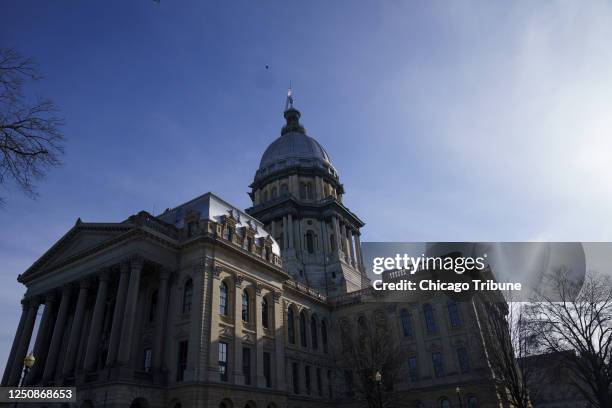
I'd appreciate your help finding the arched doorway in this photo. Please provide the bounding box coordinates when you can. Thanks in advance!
[129,398,149,408]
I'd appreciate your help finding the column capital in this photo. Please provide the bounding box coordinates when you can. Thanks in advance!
[22,297,40,308]
[273,291,282,303]
[255,283,263,296]
[44,291,58,304]
[212,266,222,279]
[234,274,243,288]
[99,269,113,282]
[79,279,91,289]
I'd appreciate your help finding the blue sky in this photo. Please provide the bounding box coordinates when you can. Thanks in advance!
[2,0,612,371]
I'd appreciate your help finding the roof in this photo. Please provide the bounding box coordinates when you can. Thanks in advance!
[157,192,281,255]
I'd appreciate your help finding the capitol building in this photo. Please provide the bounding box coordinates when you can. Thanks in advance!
[1,98,508,408]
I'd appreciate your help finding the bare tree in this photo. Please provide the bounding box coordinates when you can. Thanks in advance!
[333,309,405,408]
[0,48,64,204]
[480,297,535,408]
[527,269,612,408]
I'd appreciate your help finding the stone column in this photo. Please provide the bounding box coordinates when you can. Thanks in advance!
[106,263,130,366]
[344,226,353,265]
[332,216,341,253]
[25,293,57,385]
[62,280,90,377]
[208,267,222,381]
[8,298,40,386]
[287,213,294,249]
[42,286,71,383]
[354,233,363,270]
[320,219,329,254]
[273,293,285,390]
[282,216,288,250]
[255,286,265,387]
[153,269,171,371]
[233,275,244,384]
[117,257,144,366]
[83,271,111,372]
[2,302,28,386]
[271,220,277,240]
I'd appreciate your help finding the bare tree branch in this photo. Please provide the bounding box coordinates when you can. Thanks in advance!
[527,269,612,408]
[0,48,64,205]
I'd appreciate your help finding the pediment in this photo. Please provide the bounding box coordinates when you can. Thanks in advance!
[21,223,133,280]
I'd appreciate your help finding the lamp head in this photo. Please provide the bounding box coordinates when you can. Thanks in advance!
[24,353,35,368]
[374,371,382,382]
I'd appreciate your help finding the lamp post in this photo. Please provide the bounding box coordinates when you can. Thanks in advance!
[374,371,383,408]
[456,386,463,408]
[19,353,35,387]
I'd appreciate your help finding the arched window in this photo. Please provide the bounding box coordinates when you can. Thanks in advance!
[447,301,461,328]
[440,398,451,408]
[306,231,315,253]
[467,396,479,408]
[242,289,250,322]
[280,184,288,195]
[300,312,307,347]
[287,307,296,344]
[149,290,158,322]
[261,296,269,329]
[423,304,437,334]
[321,320,328,353]
[220,281,229,315]
[271,187,277,199]
[182,279,193,314]
[311,316,318,350]
[400,309,412,337]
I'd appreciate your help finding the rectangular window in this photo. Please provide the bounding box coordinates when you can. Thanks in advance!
[408,355,418,382]
[292,362,300,394]
[305,365,311,395]
[316,367,322,396]
[243,347,251,385]
[176,340,188,381]
[263,352,272,388]
[457,347,470,373]
[143,348,152,373]
[432,352,444,378]
[448,302,462,328]
[219,342,228,382]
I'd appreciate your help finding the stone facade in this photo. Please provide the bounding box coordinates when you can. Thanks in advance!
[2,104,508,408]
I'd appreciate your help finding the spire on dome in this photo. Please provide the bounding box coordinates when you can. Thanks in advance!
[281,85,305,135]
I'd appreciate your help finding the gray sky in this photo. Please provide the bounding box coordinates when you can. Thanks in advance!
[2,0,612,372]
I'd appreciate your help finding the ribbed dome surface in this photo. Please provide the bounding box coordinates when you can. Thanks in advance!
[259,131,332,169]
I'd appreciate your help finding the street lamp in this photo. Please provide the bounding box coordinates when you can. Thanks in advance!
[19,353,35,387]
[455,386,463,408]
[374,371,383,408]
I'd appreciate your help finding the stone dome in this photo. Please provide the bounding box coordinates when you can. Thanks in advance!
[259,131,332,169]
[255,107,337,179]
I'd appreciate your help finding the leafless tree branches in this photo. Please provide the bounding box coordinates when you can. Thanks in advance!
[332,310,405,408]
[0,48,64,204]
[481,297,534,408]
[527,269,612,408]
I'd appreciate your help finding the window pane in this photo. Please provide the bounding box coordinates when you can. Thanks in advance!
[448,301,461,328]
[432,352,444,378]
[401,309,412,337]
[424,304,437,334]
[457,347,470,373]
